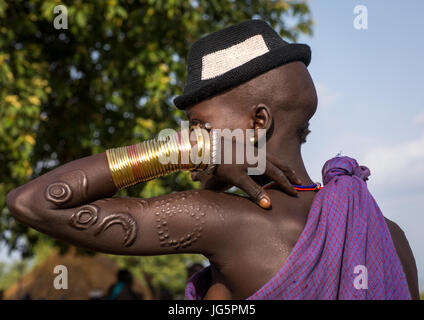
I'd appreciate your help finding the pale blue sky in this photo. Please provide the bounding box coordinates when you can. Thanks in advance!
[300,0,424,289]
[1,0,423,292]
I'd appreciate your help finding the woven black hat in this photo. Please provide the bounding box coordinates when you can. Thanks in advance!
[174,19,311,110]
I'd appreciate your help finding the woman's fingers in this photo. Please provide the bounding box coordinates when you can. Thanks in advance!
[265,162,298,197]
[234,174,271,209]
[266,154,302,185]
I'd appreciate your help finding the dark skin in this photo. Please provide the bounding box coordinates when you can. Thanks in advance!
[6,62,419,299]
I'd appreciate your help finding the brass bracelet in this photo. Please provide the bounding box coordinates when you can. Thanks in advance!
[191,125,210,171]
[106,126,212,190]
[205,129,219,175]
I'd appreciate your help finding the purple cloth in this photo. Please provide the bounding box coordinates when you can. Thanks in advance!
[185,156,411,300]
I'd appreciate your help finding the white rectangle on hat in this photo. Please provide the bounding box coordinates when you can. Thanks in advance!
[201,34,270,80]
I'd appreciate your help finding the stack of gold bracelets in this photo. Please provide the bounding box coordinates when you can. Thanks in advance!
[106,123,219,189]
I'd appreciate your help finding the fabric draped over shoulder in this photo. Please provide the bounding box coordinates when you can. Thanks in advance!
[185,156,411,300]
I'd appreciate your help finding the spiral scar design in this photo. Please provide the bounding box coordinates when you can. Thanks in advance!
[69,204,99,229]
[45,170,88,205]
[46,182,72,204]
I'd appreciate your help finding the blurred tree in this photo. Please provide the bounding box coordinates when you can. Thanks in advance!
[0,259,31,292]
[0,0,312,296]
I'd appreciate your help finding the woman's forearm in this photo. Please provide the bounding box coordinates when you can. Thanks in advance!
[6,127,210,225]
[6,153,117,222]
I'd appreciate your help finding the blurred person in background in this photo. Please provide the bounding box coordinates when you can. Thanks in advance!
[105,269,143,300]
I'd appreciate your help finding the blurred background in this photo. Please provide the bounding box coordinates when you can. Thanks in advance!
[0,0,422,299]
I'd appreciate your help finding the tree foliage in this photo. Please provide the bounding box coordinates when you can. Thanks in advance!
[0,0,312,295]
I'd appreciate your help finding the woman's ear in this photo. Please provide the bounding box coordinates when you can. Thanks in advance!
[248,104,273,144]
[251,104,272,132]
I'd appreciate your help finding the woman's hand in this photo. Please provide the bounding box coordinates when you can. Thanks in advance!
[192,133,301,209]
